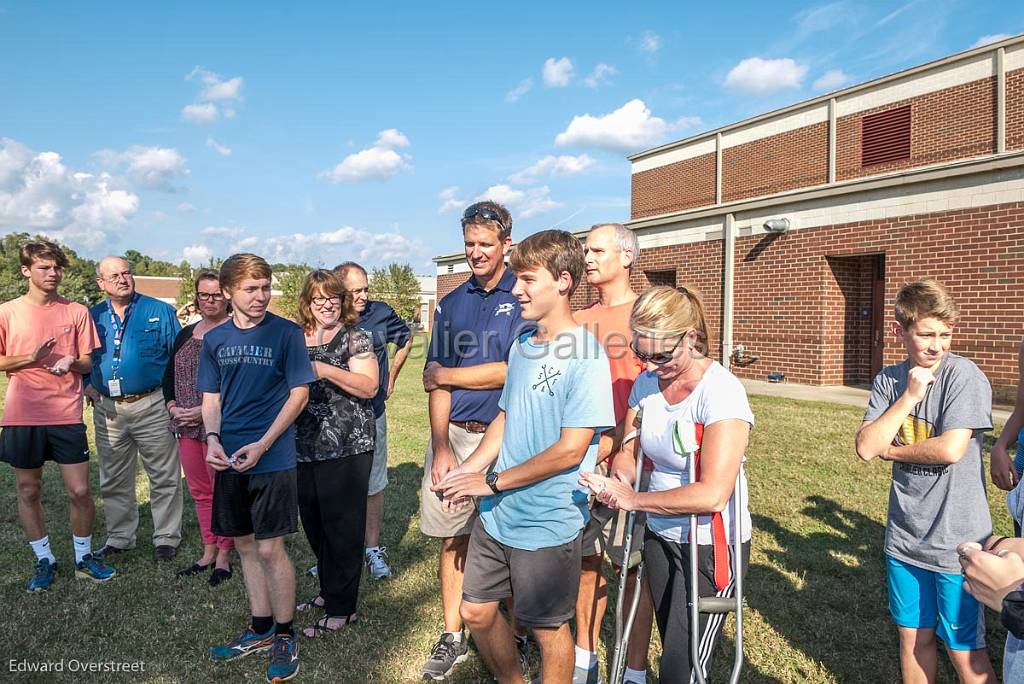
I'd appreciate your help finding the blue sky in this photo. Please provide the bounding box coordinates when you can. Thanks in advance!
[1,1,1020,272]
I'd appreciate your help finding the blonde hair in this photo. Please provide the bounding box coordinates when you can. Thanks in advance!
[297,269,358,332]
[220,253,271,291]
[509,229,585,296]
[894,279,959,328]
[630,285,711,356]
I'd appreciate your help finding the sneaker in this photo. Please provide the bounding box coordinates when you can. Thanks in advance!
[27,558,56,592]
[515,634,530,676]
[210,625,275,661]
[307,563,318,578]
[573,664,602,683]
[266,635,299,683]
[365,547,393,579]
[421,632,469,680]
[75,554,116,582]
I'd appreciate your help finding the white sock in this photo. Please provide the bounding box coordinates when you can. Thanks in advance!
[624,666,647,683]
[72,535,92,564]
[574,646,597,670]
[365,546,380,555]
[446,630,463,643]
[29,536,56,563]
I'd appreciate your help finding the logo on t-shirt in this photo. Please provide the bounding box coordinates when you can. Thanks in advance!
[532,364,561,396]
[494,302,514,317]
[896,416,934,446]
[217,344,275,367]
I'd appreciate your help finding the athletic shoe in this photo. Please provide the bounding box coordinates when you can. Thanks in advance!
[210,625,275,661]
[421,632,469,680]
[27,558,56,592]
[515,634,530,676]
[573,664,602,683]
[365,547,393,579]
[75,554,116,582]
[266,635,299,683]
[307,563,318,578]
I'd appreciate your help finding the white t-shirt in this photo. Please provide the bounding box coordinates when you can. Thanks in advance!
[629,361,754,544]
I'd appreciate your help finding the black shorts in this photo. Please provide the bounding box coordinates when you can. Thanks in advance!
[462,519,582,628]
[0,424,90,469]
[212,468,298,540]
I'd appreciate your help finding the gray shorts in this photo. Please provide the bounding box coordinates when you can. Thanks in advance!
[368,412,389,496]
[581,469,651,568]
[462,519,582,628]
[419,424,483,538]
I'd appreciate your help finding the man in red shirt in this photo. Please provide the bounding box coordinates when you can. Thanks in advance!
[0,240,116,591]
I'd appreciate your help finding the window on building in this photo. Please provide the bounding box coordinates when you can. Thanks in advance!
[861,105,911,167]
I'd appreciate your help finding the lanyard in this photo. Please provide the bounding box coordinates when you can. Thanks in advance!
[108,299,133,377]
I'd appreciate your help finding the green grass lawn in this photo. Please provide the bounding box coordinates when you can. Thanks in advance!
[0,369,1014,683]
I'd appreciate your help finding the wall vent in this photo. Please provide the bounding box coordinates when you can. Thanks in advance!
[861,105,911,167]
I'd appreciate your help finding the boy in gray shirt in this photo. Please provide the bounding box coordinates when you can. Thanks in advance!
[856,279,995,684]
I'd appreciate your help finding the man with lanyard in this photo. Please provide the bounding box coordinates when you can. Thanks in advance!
[418,201,532,681]
[85,256,183,562]
[333,261,414,580]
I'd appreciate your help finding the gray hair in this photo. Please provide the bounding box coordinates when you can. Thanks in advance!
[95,255,130,277]
[591,223,640,270]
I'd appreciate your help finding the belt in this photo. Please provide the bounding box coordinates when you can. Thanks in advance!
[450,420,489,434]
[110,387,160,404]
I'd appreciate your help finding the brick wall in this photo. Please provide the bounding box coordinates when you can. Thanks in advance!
[836,76,997,180]
[631,152,716,219]
[1008,68,1024,151]
[722,122,829,203]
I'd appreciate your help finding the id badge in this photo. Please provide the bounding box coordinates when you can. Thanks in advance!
[108,378,122,397]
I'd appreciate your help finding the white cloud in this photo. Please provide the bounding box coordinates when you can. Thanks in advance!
[638,31,662,54]
[257,226,431,268]
[555,99,698,152]
[509,155,596,184]
[206,137,232,157]
[438,186,465,214]
[725,57,808,95]
[0,138,140,249]
[176,202,196,213]
[182,244,213,264]
[813,68,852,92]
[319,129,412,183]
[232,236,260,251]
[182,103,219,125]
[476,184,561,219]
[795,2,852,35]
[96,146,190,191]
[543,57,574,87]
[202,225,244,239]
[505,78,533,103]
[971,33,1012,49]
[583,63,618,88]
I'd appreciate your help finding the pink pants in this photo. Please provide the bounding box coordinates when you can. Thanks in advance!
[178,437,234,551]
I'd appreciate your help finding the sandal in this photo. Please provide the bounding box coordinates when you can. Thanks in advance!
[302,613,357,638]
[296,595,326,612]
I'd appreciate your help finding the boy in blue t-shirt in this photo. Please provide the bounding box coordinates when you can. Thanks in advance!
[198,254,314,683]
[434,230,614,683]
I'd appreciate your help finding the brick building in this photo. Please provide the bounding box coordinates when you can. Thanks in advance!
[435,36,1024,401]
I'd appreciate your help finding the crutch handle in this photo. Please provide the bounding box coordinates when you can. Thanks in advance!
[696,597,741,614]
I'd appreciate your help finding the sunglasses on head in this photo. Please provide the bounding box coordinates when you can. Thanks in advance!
[462,206,507,234]
[630,335,686,365]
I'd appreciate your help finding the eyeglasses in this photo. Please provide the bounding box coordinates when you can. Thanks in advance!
[630,335,685,365]
[462,205,508,235]
[344,287,369,296]
[101,271,133,283]
[311,296,341,307]
[197,292,225,302]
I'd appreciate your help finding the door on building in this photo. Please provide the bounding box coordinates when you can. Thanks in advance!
[870,255,885,378]
[826,253,885,387]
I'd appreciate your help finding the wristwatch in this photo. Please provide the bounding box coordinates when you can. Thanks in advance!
[485,471,502,495]
[205,432,221,443]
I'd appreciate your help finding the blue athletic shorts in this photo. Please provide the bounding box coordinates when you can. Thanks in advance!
[886,555,986,650]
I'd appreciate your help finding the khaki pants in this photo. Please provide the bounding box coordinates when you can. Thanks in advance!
[93,390,183,549]
[419,424,485,538]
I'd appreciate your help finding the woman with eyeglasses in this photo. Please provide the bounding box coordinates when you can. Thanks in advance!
[580,286,754,683]
[162,268,234,585]
[294,269,378,638]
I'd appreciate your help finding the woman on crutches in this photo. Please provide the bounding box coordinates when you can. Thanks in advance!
[581,286,753,684]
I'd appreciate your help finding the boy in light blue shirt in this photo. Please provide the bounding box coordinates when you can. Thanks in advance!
[435,229,614,683]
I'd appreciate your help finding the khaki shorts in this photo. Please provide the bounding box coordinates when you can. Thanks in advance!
[581,469,651,568]
[419,423,485,538]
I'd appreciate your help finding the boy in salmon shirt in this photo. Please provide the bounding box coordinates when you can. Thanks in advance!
[0,240,116,591]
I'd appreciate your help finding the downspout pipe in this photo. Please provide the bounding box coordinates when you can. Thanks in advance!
[722,213,736,370]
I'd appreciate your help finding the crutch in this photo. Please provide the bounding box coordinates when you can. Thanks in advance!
[688,455,745,684]
[609,431,646,684]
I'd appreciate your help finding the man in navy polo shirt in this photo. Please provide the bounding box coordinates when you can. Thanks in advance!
[85,256,183,562]
[333,261,414,580]
[418,201,533,681]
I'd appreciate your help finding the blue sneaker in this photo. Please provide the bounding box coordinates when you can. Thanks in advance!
[210,625,275,661]
[27,558,56,592]
[75,554,116,582]
[266,634,299,682]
